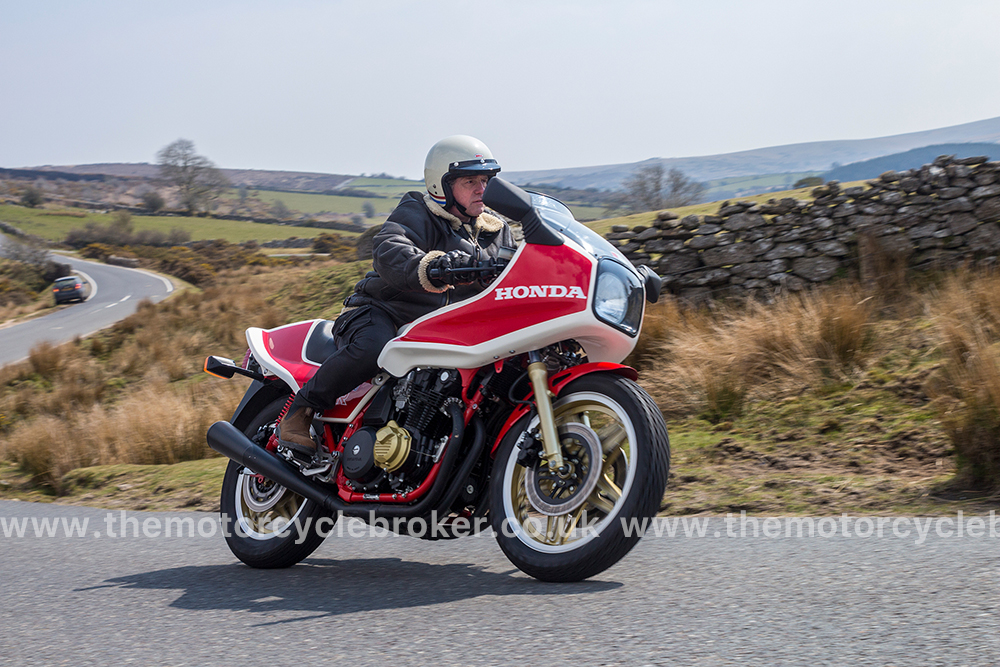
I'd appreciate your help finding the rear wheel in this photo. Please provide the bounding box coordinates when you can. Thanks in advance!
[490,374,669,582]
[220,396,335,568]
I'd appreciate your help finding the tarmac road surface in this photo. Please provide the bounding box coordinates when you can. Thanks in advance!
[0,255,173,366]
[1,500,996,666]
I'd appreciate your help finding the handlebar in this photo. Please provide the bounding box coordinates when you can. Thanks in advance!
[427,256,509,283]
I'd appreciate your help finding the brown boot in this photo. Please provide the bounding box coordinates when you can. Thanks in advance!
[276,404,316,455]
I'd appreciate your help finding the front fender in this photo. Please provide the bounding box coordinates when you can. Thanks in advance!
[490,362,638,455]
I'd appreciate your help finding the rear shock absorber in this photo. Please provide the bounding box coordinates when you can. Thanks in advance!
[265,394,297,452]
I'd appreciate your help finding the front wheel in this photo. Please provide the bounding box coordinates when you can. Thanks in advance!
[490,374,670,582]
[220,396,335,568]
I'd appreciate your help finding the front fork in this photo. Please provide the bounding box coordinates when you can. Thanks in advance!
[527,350,566,472]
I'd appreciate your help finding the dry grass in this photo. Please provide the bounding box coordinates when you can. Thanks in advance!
[0,295,51,323]
[640,285,879,422]
[924,271,1000,491]
[629,270,1000,492]
[0,262,360,489]
[1,380,245,492]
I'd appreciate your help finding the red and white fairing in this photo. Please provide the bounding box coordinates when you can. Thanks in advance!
[380,237,638,376]
[243,196,643,423]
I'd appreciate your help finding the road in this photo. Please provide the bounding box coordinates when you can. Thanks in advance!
[0,255,173,366]
[0,500,996,666]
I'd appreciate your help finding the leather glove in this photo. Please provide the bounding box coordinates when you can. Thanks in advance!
[428,250,477,287]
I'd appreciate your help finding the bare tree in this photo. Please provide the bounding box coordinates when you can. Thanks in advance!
[662,168,706,208]
[156,139,229,214]
[619,163,705,214]
[0,237,50,268]
[623,163,665,212]
[0,237,69,283]
[270,199,291,220]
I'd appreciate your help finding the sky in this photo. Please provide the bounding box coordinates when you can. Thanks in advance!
[3,0,1000,179]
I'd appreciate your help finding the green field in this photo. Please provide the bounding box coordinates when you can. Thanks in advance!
[239,177,424,219]
[0,204,351,243]
[584,180,867,236]
[344,176,423,192]
[248,177,606,222]
[243,190,398,218]
[702,172,821,200]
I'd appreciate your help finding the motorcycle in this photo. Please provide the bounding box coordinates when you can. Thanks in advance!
[204,177,670,582]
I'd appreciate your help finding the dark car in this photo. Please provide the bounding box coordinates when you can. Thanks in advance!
[53,276,85,304]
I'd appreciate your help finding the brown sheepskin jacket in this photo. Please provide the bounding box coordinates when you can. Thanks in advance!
[343,191,515,328]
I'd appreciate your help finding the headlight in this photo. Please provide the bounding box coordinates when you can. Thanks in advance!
[593,259,644,336]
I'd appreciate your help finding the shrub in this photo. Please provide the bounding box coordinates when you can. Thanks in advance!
[80,243,117,261]
[271,199,291,220]
[28,341,62,379]
[311,232,356,261]
[141,190,165,212]
[356,225,380,260]
[66,220,189,249]
[794,176,824,189]
[153,247,216,286]
[19,185,44,208]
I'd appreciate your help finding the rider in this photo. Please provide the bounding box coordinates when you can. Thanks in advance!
[277,135,515,455]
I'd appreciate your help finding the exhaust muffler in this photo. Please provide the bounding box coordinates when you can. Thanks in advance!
[207,420,346,513]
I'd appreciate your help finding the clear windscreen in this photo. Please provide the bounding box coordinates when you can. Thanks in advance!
[528,192,630,263]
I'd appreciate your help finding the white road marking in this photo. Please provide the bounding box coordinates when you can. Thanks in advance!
[75,269,97,301]
[131,268,174,294]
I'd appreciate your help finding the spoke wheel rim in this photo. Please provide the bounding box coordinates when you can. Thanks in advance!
[502,391,637,554]
[235,469,308,540]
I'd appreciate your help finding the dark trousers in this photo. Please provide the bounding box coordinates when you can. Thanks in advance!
[295,306,398,410]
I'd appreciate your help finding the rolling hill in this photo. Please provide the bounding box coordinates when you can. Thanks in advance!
[503,115,1000,190]
[27,163,355,193]
[16,114,1000,200]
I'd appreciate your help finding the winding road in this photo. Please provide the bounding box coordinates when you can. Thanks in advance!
[0,255,173,366]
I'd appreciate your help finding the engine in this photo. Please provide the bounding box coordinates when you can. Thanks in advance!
[340,368,462,494]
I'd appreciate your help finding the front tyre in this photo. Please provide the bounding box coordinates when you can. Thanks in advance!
[490,374,669,582]
[220,396,335,568]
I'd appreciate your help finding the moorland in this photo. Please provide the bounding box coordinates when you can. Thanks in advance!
[0,175,997,516]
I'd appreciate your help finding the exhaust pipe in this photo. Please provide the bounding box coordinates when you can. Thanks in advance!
[207,420,347,514]
[206,402,474,519]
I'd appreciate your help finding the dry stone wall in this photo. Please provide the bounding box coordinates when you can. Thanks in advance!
[604,155,1000,302]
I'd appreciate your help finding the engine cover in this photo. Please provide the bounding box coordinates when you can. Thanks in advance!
[374,420,412,472]
[342,427,378,481]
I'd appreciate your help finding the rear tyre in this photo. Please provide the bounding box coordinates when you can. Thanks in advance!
[490,374,669,582]
[220,396,335,568]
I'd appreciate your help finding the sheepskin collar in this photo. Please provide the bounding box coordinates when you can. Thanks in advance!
[423,194,504,236]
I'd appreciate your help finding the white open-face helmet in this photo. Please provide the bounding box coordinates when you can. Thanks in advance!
[424,135,501,210]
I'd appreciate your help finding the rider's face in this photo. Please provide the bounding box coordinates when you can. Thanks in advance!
[450,174,490,218]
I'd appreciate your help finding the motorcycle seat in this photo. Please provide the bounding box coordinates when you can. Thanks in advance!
[303,320,338,365]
